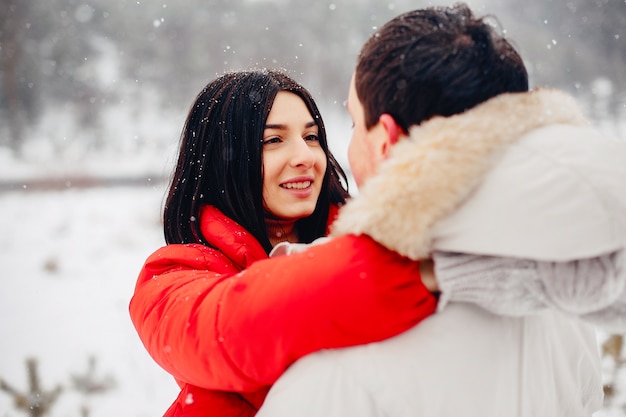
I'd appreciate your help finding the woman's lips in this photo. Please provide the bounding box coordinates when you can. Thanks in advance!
[280,178,314,197]
[280,180,312,190]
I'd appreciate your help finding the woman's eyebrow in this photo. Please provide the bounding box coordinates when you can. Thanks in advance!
[264,123,287,130]
[264,121,317,129]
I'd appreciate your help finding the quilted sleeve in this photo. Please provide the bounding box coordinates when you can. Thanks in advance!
[129,235,437,392]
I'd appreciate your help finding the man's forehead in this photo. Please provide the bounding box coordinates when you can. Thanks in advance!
[346,78,359,112]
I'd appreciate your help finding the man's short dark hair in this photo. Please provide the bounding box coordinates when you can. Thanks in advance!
[356,3,529,131]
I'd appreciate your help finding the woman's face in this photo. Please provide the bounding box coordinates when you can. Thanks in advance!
[261,91,327,220]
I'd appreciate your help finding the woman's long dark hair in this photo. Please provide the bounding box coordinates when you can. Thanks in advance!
[164,69,349,253]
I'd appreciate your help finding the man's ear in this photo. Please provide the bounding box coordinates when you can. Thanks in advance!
[379,113,402,157]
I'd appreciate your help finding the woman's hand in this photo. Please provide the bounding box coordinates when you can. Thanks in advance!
[420,259,439,292]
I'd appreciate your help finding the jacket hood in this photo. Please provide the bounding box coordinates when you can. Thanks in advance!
[331,89,626,261]
[200,205,268,267]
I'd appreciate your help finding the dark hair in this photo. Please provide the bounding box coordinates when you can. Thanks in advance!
[355,3,529,131]
[164,69,349,253]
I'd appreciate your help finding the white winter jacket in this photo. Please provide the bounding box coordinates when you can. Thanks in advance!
[258,304,602,417]
[258,89,614,417]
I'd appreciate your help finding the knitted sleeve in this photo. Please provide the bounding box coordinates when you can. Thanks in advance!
[434,250,626,331]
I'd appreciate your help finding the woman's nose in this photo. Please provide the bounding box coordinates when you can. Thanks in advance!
[289,138,316,168]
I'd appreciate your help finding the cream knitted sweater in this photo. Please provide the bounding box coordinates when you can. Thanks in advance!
[434,250,626,331]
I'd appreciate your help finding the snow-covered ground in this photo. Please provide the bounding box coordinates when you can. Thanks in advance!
[0,185,180,417]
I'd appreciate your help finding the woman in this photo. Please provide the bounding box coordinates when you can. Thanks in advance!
[129,70,438,416]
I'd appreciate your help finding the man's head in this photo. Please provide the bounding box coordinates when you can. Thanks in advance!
[346,3,529,186]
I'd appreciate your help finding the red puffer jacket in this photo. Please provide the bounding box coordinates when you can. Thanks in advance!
[129,205,437,416]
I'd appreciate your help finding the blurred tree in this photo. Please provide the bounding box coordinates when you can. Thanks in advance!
[0,358,63,417]
[0,1,32,150]
[486,0,625,121]
[0,0,623,155]
[0,0,101,152]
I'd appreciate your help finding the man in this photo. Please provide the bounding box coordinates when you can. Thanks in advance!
[257,4,626,416]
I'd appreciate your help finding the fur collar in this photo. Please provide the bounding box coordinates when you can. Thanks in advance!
[330,89,589,260]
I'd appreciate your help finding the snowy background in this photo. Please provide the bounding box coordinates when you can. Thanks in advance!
[1,0,625,416]
[0,185,178,417]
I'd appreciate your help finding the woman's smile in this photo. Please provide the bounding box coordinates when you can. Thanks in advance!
[280,176,314,192]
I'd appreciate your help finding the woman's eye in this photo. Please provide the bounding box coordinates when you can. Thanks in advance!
[305,134,319,142]
[263,137,281,145]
